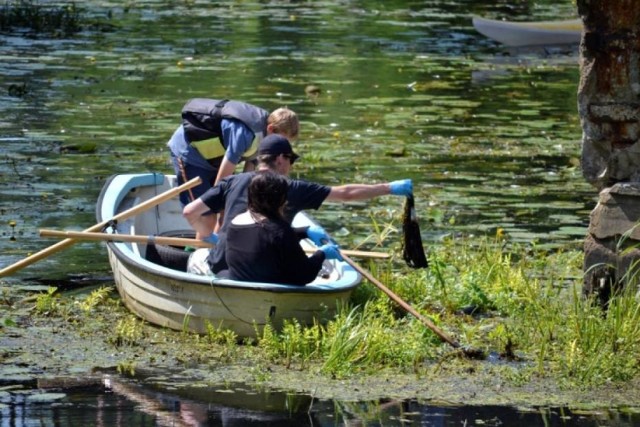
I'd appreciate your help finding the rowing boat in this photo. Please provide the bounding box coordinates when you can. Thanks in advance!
[95,173,361,338]
[472,16,582,47]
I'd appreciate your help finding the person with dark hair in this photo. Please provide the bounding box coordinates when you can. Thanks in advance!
[224,171,341,285]
[184,134,413,276]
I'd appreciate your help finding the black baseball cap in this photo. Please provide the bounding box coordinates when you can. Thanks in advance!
[258,134,300,161]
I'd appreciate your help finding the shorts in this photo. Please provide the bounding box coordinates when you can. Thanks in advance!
[170,154,218,206]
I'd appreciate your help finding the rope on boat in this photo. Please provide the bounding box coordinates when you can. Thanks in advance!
[209,278,266,328]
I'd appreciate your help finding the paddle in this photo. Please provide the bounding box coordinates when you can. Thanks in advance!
[340,251,485,359]
[38,229,391,260]
[0,176,202,278]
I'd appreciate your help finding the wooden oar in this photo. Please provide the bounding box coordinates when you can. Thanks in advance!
[38,229,391,260]
[340,251,485,359]
[0,176,202,278]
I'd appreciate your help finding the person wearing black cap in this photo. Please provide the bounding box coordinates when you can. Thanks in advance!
[183,134,413,276]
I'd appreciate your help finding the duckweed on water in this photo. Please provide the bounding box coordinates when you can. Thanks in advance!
[5,234,640,397]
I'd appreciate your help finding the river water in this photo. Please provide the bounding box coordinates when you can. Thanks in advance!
[6,376,639,426]
[0,0,608,425]
[0,0,590,282]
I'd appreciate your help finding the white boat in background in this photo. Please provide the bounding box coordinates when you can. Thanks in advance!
[472,16,582,47]
[95,173,361,338]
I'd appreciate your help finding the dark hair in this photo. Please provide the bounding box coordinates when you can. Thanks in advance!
[248,171,288,220]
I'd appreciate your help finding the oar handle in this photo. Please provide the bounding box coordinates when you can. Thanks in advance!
[0,176,202,277]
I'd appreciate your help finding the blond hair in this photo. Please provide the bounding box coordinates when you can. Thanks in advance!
[268,107,299,141]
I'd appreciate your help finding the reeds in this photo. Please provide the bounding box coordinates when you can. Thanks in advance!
[256,232,640,386]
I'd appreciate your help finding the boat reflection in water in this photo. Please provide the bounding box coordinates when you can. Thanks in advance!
[1,375,633,426]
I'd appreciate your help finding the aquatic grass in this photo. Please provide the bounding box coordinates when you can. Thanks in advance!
[110,315,144,347]
[205,320,238,346]
[258,301,436,378]
[76,286,110,313]
[34,287,59,315]
[320,304,386,377]
[556,285,640,386]
[256,235,591,377]
[354,214,398,248]
[279,319,321,369]
[392,234,543,317]
[116,360,136,377]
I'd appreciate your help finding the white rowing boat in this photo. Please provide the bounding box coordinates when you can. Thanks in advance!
[472,16,582,47]
[95,173,361,338]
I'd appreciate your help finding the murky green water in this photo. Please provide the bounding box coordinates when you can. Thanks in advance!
[0,0,589,283]
[0,1,603,423]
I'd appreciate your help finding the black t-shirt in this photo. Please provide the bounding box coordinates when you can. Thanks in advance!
[199,171,331,273]
[226,216,326,285]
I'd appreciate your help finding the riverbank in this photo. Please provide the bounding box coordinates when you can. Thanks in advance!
[2,283,640,412]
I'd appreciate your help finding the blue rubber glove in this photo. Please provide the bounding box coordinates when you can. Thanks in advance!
[202,233,219,245]
[389,179,413,196]
[319,243,343,261]
[307,225,329,246]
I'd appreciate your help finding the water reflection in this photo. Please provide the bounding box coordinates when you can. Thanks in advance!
[1,376,636,426]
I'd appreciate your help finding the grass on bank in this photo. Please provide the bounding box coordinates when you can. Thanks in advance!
[14,232,640,389]
[252,233,640,388]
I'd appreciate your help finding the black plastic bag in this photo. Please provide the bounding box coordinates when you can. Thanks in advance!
[402,194,428,268]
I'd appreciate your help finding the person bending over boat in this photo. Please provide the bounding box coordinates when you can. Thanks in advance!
[167,98,299,239]
[183,134,413,276]
[225,171,342,285]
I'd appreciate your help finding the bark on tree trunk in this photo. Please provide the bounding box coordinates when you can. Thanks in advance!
[578,0,640,189]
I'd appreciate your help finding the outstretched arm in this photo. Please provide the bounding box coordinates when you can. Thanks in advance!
[325,179,412,202]
[325,183,390,202]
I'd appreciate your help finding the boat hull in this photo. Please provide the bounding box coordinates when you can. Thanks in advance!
[472,16,581,47]
[97,173,361,338]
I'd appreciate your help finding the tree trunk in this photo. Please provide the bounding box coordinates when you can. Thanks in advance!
[578,0,640,189]
[579,1,640,301]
